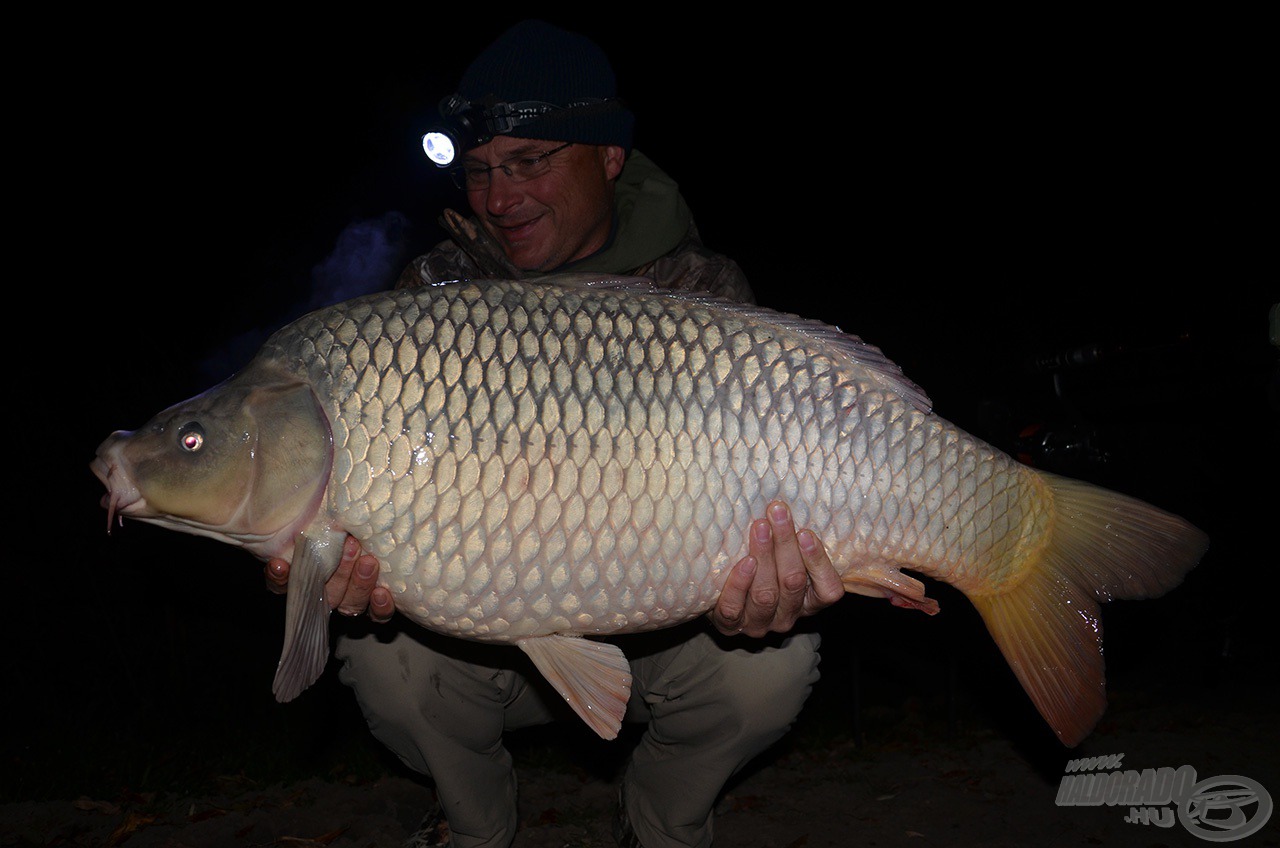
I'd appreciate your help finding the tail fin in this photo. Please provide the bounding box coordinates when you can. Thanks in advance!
[968,472,1208,746]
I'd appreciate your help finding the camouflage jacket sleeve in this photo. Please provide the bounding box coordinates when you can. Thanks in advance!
[394,209,522,289]
[393,243,479,289]
[628,221,755,305]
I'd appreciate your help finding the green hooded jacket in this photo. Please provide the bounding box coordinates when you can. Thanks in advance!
[395,151,753,304]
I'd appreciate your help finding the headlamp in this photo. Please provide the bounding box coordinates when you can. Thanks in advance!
[421,94,607,167]
[421,132,457,166]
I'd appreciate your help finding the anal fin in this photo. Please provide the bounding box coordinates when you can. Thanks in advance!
[843,562,940,615]
[518,634,633,740]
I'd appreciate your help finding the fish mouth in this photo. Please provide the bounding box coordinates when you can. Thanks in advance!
[90,453,145,533]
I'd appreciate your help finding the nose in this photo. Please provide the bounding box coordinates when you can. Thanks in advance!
[480,169,524,217]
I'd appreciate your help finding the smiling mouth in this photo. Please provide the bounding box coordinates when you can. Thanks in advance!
[495,216,541,239]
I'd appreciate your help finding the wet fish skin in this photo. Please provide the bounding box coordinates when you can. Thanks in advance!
[92,278,1208,744]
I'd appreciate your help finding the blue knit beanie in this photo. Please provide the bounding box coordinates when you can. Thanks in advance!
[449,20,635,152]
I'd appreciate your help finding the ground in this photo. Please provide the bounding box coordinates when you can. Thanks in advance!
[8,629,1276,848]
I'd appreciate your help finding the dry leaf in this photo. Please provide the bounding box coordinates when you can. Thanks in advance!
[72,796,120,815]
[105,811,157,846]
[271,827,348,846]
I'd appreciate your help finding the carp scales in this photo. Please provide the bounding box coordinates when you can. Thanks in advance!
[91,277,1208,745]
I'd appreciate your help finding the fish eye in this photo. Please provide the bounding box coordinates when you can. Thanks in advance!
[178,422,205,452]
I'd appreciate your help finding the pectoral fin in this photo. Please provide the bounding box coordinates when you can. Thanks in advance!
[518,635,633,740]
[273,528,345,701]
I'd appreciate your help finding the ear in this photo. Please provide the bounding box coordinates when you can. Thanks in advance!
[601,145,626,179]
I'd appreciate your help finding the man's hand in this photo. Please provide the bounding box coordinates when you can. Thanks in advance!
[710,501,844,638]
[264,536,395,623]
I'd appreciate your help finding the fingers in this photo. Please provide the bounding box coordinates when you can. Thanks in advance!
[710,500,843,638]
[796,529,845,616]
[325,535,363,612]
[739,501,811,635]
[367,578,396,624]
[333,539,392,622]
[709,554,756,635]
[767,501,810,630]
[265,537,393,623]
[335,537,386,618]
[738,515,781,635]
[712,501,799,638]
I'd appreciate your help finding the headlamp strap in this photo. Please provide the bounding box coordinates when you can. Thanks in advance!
[440,94,611,135]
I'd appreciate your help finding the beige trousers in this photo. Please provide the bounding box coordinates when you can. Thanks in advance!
[335,621,821,848]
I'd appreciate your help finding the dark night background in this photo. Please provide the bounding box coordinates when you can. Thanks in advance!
[17,8,1276,822]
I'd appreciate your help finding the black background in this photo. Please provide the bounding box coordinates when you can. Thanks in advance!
[18,11,1276,801]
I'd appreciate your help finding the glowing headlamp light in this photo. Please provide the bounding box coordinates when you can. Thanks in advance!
[421,132,457,166]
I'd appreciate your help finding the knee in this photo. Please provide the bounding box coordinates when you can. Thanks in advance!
[336,630,500,736]
[334,630,507,774]
[722,633,822,737]
[335,631,442,743]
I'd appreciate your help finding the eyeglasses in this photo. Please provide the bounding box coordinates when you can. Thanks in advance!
[448,142,574,190]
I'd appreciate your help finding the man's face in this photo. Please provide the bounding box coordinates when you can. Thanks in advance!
[462,136,626,272]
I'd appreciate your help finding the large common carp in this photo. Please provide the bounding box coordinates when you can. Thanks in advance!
[92,277,1207,745]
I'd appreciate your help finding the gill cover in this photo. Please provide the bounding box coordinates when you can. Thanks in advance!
[115,366,332,553]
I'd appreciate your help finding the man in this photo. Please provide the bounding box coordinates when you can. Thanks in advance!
[268,20,844,848]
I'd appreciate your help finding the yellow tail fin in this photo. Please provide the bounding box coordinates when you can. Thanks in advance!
[968,471,1209,746]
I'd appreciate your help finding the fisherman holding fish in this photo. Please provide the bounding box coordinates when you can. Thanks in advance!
[95,17,1209,847]
[265,20,845,848]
